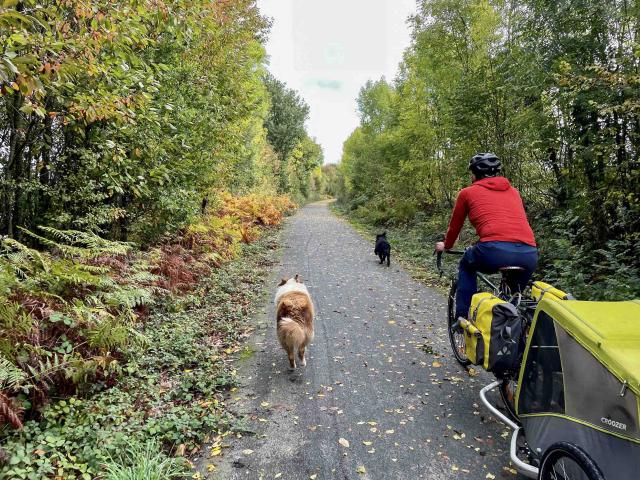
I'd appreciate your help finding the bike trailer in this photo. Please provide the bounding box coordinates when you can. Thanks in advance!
[515,298,640,478]
[463,292,523,376]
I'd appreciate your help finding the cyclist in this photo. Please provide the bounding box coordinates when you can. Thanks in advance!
[435,153,538,322]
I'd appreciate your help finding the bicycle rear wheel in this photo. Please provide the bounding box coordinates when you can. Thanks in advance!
[498,378,519,423]
[447,280,470,366]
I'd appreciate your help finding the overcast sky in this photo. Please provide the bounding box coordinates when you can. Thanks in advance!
[257,0,417,164]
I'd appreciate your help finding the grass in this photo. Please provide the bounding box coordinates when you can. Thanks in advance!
[103,441,190,480]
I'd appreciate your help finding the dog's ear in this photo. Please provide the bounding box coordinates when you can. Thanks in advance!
[278,278,288,286]
[294,274,303,283]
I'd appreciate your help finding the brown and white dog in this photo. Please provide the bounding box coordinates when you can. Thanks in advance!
[274,275,314,369]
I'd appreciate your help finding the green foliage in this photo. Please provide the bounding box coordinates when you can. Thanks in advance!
[336,0,640,300]
[0,1,317,246]
[262,74,324,200]
[0,227,280,479]
[22,227,134,259]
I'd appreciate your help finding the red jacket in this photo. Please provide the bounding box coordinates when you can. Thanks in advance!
[444,177,536,250]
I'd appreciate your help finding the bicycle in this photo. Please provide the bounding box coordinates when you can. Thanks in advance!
[435,248,537,421]
[434,250,634,480]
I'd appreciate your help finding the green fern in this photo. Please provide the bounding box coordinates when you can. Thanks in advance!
[86,315,131,350]
[128,271,161,284]
[19,226,134,260]
[0,302,33,335]
[101,287,155,309]
[1,238,49,275]
[0,357,28,392]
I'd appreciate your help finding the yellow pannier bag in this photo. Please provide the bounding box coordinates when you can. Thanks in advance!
[465,292,506,369]
[531,281,569,302]
[465,292,523,374]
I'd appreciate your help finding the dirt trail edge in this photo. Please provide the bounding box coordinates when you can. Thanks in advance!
[195,201,524,480]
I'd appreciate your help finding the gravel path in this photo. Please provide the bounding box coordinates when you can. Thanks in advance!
[198,201,523,480]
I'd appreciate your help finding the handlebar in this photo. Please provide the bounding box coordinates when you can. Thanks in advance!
[434,249,465,276]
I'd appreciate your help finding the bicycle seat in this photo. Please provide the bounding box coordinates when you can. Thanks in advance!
[499,266,525,272]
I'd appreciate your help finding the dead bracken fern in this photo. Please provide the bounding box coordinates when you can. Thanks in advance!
[182,192,295,262]
[0,392,22,430]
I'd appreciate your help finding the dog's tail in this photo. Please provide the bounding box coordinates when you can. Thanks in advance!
[277,318,308,350]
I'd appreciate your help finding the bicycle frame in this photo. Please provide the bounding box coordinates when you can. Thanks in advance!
[435,249,498,293]
[436,249,527,300]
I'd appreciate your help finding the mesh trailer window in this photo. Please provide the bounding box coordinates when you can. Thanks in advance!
[519,311,565,415]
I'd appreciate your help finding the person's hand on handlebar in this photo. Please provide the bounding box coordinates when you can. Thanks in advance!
[435,241,445,253]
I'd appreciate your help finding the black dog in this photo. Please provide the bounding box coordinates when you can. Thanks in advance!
[374,232,391,267]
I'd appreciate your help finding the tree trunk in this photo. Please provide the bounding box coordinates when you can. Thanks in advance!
[4,94,25,237]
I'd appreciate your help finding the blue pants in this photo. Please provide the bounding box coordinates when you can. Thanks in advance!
[456,241,538,319]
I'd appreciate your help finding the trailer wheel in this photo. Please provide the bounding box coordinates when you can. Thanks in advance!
[539,442,605,480]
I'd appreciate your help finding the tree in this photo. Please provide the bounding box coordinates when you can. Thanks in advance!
[0,1,319,246]
[263,74,310,192]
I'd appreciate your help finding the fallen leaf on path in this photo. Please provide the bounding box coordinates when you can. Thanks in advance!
[362,441,372,446]
[339,438,350,448]
[357,466,366,474]
[432,361,442,368]
[242,449,253,455]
